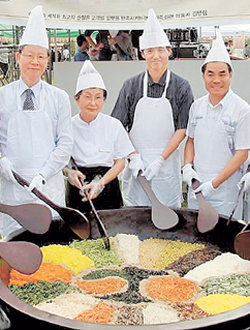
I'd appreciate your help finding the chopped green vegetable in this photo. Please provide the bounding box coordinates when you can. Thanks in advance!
[9,281,74,305]
[70,239,121,268]
[202,274,250,296]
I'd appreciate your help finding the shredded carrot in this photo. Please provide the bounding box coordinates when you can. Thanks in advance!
[145,276,199,303]
[76,276,127,295]
[9,262,72,286]
[74,302,115,324]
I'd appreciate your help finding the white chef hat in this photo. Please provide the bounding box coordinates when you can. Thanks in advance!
[20,6,49,49]
[75,60,107,96]
[203,29,232,69]
[140,8,171,51]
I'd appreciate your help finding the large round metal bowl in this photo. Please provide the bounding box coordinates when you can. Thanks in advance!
[0,207,249,329]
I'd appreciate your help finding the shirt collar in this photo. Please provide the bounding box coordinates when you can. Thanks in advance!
[207,89,233,109]
[147,69,168,87]
[77,112,101,126]
[19,79,42,99]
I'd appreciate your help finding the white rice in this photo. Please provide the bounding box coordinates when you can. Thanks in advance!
[142,303,180,324]
[184,252,250,284]
[36,292,99,319]
[112,234,140,265]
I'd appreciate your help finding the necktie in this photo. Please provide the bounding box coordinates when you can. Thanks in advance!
[23,89,35,110]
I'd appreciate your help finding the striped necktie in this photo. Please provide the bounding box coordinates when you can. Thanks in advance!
[23,89,35,110]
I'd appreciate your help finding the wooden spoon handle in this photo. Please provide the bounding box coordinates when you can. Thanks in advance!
[0,203,10,214]
[70,157,110,249]
[12,170,60,212]
[137,174,158,204]
[191,178,201,191]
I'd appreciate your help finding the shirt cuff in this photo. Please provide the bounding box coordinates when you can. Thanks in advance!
[39,167,53,181]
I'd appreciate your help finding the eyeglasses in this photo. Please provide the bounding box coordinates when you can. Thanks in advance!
[81,94,104,103]
[20,53,48,63]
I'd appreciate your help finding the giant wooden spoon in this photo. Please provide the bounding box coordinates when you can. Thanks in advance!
[192,179,219,233]
[12,171,90,239]
[0,202,51,234]
[0,241,42,274]
[234,222,250,260]
[137,173,179,230]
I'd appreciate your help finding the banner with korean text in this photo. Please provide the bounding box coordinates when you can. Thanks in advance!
[1,0,250,29]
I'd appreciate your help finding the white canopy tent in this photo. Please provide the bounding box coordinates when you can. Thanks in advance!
[1,0,250,29]
[201,25,250,37]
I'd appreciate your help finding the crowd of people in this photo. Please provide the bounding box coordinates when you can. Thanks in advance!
[1,6,250,240]
[48,30,142,64]
[73,29,142,62]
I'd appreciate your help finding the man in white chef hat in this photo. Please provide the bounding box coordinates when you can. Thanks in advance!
[0,6,73,238]
[112,8,194,208]
[183,29,250,220]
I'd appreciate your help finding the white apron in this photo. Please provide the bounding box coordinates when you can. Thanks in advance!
[188,109,243,219]
[123,70,182,207]
[0,84,65,238]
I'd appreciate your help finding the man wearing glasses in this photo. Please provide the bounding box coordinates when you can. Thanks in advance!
[0,6,73,238]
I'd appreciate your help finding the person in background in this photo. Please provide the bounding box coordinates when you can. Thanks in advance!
[183,29,250,219]
[244,43,250,58]
[74,34,89,61]
[131,30,144,60]
[238,150,250,222]
[85,30,118,61]
[50,46,62,67]
[239,160,250,222]
[115,30,135,61]
[224,41,232,54]
[64,60,134,215]
[84,30,103,61]
[0,6,73,238]
[62,45,70,61]
[0,42,9,78]
[111,8,193,208]
[95,30,115,61]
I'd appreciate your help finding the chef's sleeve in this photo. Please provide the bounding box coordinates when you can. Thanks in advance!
[175,81,194,130]
[235,110,250,150]
[185,103,195,138]
[113,120,135,159]
[39,91,73,180]
[111,81,131,129]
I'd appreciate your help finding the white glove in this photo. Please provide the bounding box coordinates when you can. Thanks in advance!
[128,153,144,178]
[240,172,250,192]
[84,178,105,200]
[182,163,200,187]
[0,157,16,183]
[27,174,46,192]
[194,180,218,199]
[67,169,86,189]
[143,156,164,181]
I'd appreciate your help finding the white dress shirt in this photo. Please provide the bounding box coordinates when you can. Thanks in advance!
[0,78,73,179]
[187,89,250,151]
[72,112,134,167]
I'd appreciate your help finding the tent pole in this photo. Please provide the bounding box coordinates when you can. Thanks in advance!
[48,28,53,84]
[68,29,71,61]
[199,26,202,42]
[54,29,58,62]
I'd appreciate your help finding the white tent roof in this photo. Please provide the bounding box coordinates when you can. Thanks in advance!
[1,0,250,29]
[201,25,250,37]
